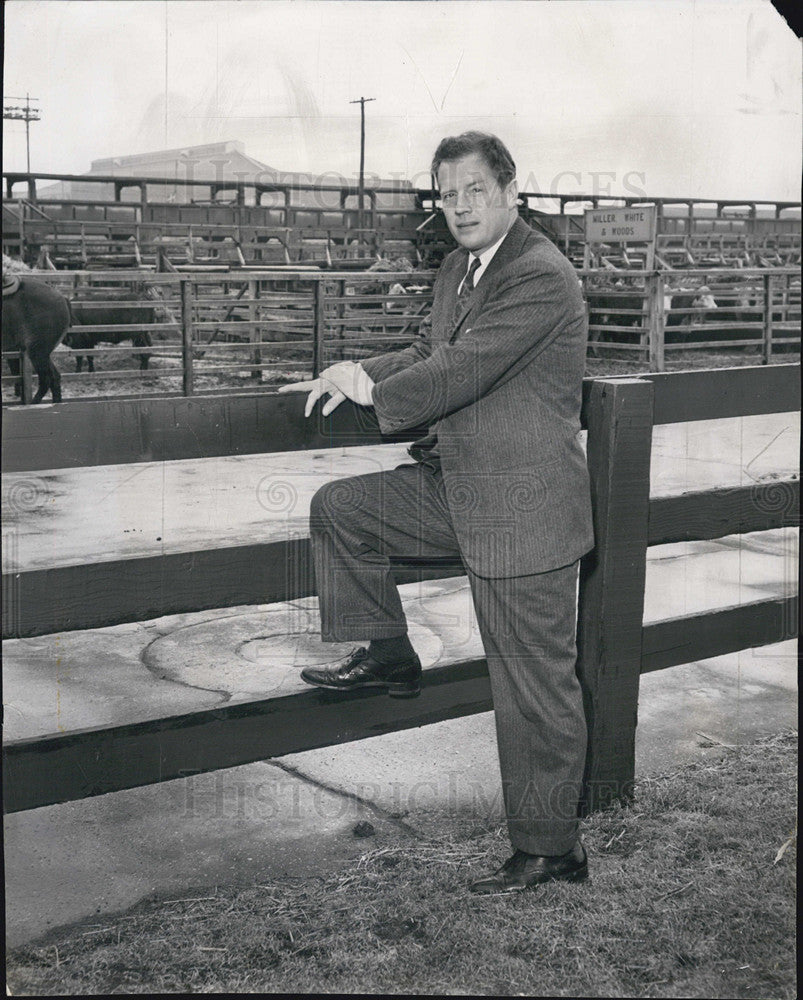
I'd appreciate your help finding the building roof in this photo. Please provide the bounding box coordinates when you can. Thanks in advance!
[37,141,413,202]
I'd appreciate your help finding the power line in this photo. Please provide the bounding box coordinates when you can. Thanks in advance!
[349,96,375,240]
[3,93,40,174]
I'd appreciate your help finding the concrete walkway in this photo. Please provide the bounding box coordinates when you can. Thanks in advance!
[3,411,799,948]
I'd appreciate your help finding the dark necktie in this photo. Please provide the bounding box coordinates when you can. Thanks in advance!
[452,256,481,324]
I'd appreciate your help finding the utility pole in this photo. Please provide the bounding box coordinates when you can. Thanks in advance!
[3,93,40,175]
[349,96,375,245]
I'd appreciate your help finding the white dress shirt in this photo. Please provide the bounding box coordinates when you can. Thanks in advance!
[458,223,515,294]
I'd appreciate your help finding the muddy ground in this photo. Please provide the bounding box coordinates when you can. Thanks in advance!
[3,339,797,406]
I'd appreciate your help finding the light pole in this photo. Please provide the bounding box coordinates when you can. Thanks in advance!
[3,93,40,175]
[349,96,375,245]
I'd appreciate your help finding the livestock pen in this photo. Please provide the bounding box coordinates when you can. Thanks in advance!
[4,169,801,270]
[1,268,436,403]
[2,267,799,406]
[585,266,800,368]
[2,364,798,820]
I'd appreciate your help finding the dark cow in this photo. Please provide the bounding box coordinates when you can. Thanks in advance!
[666,280,777,346]
[586,285,646,345]
[686,280,763,345]
[66,289,161,372]
[665,290,698,326]
[588,283,726,347]
[663,287,710,344]
[712,287,760,330]
[2,275,70,403]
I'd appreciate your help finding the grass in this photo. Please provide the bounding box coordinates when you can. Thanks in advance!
[6,732,797,997]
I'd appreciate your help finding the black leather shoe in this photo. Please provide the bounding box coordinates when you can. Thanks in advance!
[469,842,588,894]
[300,647,422,699]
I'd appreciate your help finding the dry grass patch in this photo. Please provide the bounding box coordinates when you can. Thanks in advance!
[584,349,796,378]
[7,732,797,997]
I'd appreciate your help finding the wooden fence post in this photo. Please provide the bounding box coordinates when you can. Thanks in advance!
[248,279,262,380]
[762,272,774,365]
[338,278,347,360]
[181,278,194,397]
[312,280,325,377]
[646,272,665,372]
[19,204,26,259]
[576,377,654,813]
[19,351,34,405]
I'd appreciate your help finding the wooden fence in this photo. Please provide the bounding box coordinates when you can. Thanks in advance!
[2,267,800,406]
[584,267,800,369]
[2,364,799,815]
[2,212,429,270]
[6,209,800,272]
[2,269,436,404]
[5,173,801,270]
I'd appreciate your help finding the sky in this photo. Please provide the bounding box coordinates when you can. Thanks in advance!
[3,0,801,202]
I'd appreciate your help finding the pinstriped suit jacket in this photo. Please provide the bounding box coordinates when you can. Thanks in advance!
[362,217,594,577]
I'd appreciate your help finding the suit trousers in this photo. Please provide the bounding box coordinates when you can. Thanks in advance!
[309,463,586,855]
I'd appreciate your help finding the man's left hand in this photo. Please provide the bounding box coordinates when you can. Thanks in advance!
[277,361,375,417]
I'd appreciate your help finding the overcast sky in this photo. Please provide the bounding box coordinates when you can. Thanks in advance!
[3,0,800,201]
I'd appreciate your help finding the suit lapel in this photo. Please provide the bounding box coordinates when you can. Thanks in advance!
[480,216,533,281]
[447,218,535,342]
[433,251,469,341]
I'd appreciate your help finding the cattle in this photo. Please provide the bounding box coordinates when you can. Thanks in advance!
[664,280,772,345]
[587,271,789,353]
[65,287,170,372]
[588,281,731,347]
[662,286,715,343]
[2,274,70,403]
[696,287,718,310]
[704,281,764,344]
[711,287,758,325]
[586,284,646,345]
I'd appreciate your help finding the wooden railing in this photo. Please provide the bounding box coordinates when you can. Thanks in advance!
[2,364,799,815]
[3,267,799,406]
[583,267,800,369]
[4,171,800,269]
[1,269,437,404]
[5,169,800,222]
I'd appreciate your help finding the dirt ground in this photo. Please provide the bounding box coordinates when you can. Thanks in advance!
[3,342,797,405]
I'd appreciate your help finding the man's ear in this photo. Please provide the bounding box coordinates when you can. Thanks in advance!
[506,179,519,209]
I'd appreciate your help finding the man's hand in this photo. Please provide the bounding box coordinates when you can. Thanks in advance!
[277,375,346,418]
[277,362,375,417]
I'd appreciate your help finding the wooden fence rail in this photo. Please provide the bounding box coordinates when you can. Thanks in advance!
[2,267,800,407]
[2,364,799,814]
[4,176,800,250]
[584,267,800,369]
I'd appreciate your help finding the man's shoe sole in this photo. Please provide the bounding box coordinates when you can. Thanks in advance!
[469,866,589,894]
[300,675,421,699]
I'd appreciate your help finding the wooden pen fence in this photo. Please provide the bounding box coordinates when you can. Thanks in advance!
[4,171,800,268]
[584,267,800,369]
[2,269,437,404]
[2,364,799,815]
[2,267,800,406]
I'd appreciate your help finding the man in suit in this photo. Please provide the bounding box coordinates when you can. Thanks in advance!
[278,132,594,893]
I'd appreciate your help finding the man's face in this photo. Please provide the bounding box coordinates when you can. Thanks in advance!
[437,152,518,255]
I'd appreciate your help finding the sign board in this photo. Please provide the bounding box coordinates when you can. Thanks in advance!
[584,205,657,244]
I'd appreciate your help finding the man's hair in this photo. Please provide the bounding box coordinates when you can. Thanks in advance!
[431,132,516,189]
